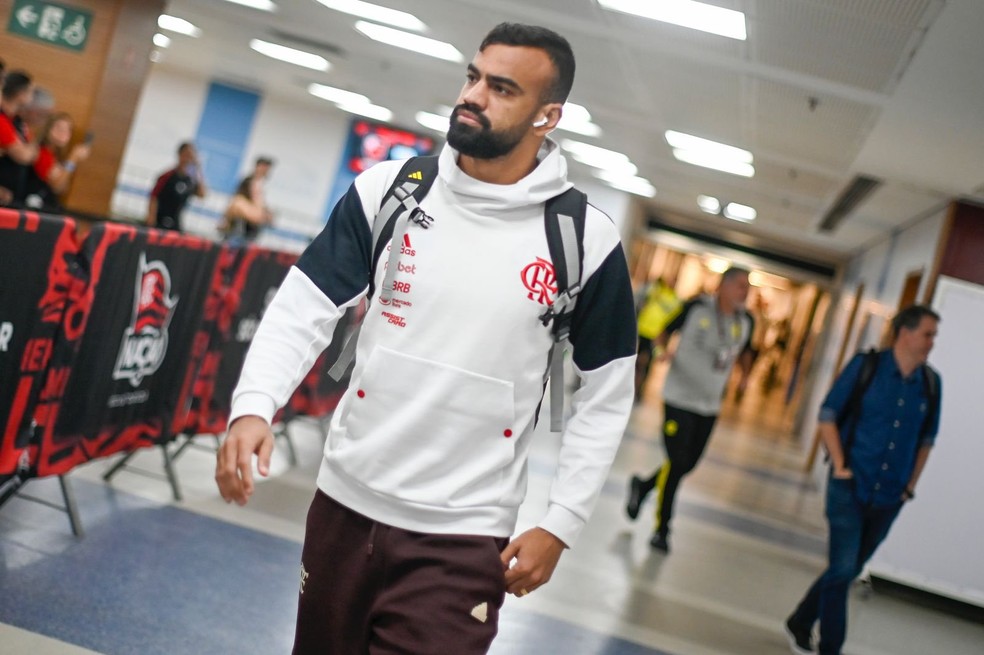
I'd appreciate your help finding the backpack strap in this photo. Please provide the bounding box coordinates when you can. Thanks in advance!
[837,347,880,467]
[328,156,439,381]
[540,187,587,432]
[919,363,940,439]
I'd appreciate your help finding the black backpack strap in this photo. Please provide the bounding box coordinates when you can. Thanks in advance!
[328,156,439,381]
[838,347,880,467]
[369,155,439,300]
[541,187,587,431]
[920,364,940,439]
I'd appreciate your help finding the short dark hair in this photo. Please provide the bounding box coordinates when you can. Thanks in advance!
[721,266,750,283]
[256,156,274,166]
[891,304,940,338]
[480,23,575,104]
[3,70,32,101]
[178,141,195,155]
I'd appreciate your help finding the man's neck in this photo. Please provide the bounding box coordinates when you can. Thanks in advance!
[892,345,921,378]
[457,139,541,185]
[0,101,18,118]
[716,296,736,316]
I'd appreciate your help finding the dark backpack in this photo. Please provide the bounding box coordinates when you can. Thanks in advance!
[328,155,588,431]
[836,347,940,466]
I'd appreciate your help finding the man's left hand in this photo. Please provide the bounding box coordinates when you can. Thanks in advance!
[500,527,566,597]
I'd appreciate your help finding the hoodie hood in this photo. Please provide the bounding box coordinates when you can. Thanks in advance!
[438,138,573,214]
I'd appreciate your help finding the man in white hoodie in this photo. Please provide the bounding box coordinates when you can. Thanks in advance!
[216,23,637,653]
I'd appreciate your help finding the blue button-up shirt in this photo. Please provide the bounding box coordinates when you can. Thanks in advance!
[819,349,941,507]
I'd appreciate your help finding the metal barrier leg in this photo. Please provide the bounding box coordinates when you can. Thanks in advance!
[58,475,84,537]
[161,444,182,502]
[102,450,138,482]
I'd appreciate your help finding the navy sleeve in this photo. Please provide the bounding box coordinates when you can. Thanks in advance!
[819,353,865,424]
[296,183,373,307]
[569,247,637,372]
[661,298,699,340]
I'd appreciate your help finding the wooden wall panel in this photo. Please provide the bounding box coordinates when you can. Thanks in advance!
[0,0,164,214]
[937,201,984,287]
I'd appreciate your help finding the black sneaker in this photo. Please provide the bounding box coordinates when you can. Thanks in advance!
[649,532,669,552]
[784,616,814,654]
[625,475,645,520]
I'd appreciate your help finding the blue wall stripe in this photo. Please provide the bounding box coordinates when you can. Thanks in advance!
[195,82,261,195]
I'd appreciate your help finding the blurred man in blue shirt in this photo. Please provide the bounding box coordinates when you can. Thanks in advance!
[785,304,942,655]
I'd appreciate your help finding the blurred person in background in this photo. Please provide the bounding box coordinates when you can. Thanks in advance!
[0,70,39,205]
[147,141,206,232]
[23,112,90,211]
[221,155,274,243]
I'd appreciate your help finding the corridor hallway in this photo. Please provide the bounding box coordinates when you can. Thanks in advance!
[2,367,982,654]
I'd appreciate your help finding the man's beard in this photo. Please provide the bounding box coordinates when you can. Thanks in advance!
[446,103,529,159]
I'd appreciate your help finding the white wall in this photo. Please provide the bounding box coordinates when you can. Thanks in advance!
[113,65,639,253]
[799,207,947,466]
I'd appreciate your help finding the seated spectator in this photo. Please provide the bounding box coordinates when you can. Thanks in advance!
[0,70,39,204]
[23,112,90,211]
[221,156,274,242]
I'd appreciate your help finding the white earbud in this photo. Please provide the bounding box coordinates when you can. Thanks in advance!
[532,117,548,127]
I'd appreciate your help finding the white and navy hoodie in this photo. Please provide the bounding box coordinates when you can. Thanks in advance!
[229,140,637,547]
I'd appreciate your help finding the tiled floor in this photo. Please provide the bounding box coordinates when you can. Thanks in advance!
[2,366,983,654]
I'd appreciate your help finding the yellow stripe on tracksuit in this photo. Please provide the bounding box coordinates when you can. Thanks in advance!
[654,461,671,528]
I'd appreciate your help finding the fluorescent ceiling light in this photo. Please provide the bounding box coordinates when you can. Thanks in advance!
[250,39,330,71]
[355,21,463,63]
[436,105,454,117]
[315,0,426,31]
[222,0,277,11]
[599,0,746,40]
[672,148,755,177]
[153,33,171,48]
[705,257,730,274]
[697,194,721,214]
[594,170,656,197]
[561,139,631,169]
[336,102,393,123]
[556,102,602,137]
[415,111,450,133]
[308,83,369,105]
[665,130,752,164]
[723,202,757,222]
[157,15,201,37]
[749,271,790,289]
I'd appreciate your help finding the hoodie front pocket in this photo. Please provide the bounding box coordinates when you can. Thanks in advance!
[335,346,516,508]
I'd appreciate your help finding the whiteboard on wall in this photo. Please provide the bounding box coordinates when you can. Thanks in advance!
[869,276,984,607]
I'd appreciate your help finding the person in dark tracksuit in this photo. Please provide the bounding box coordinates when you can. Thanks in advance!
[625,267,754,552]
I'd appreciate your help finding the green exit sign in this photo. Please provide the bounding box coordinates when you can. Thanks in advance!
[7,0,92,52]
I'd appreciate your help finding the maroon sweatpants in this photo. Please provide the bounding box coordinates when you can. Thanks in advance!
[293,491,508,654]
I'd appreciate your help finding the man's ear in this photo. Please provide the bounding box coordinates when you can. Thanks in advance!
[532,104,563,132]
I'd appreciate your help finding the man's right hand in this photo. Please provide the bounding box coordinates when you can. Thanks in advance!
[832,467,854,480]
[216,415,275,506]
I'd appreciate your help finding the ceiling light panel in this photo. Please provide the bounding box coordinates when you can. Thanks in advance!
[222,0,277,11]
[308,83,369,105]
[315,0,426,31]
[723,202,757,222]
[157,15,201,37]
[250,39,330,71]
[598,0,746,40]
[672,149,755,177]
[336,102,393,122]
[355,21,463,62]
[415,111,450,133]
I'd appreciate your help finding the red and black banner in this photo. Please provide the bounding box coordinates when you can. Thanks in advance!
[33,224,219,476]
[181,246,298,435]
[0,210,79,479]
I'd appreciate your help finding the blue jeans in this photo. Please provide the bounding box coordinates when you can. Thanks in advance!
[789,477,903,655]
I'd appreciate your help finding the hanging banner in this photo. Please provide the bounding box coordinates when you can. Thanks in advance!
[34,225,218,476]
[0,210,77,479]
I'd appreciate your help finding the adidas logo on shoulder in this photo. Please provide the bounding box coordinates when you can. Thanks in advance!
[408,170,423,180]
